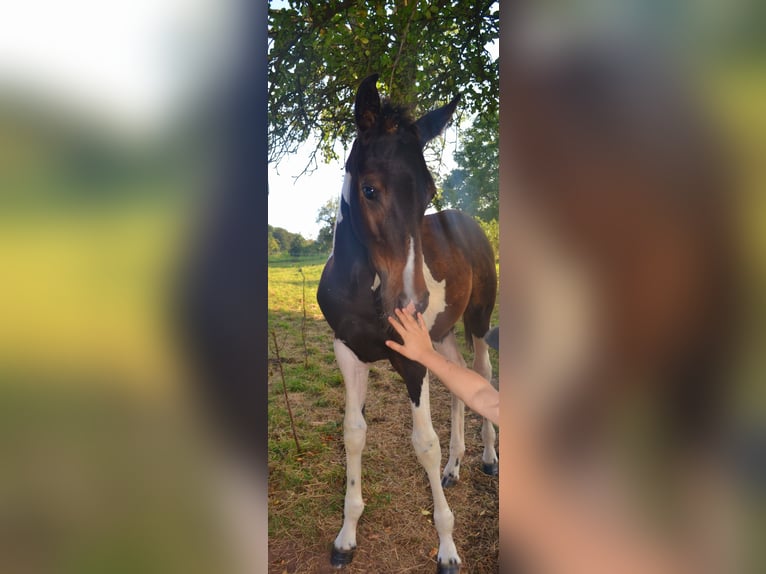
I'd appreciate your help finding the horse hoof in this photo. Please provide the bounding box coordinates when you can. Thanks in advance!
[436,560,461,573]
[330,546,355,568]
[482,461,499,476]
[441,474,458,488]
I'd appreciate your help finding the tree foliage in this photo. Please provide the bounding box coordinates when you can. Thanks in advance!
[268,0,499,167]
[315,196,339,253]
[436,110,498,221]
[268,231,281,255]
[477,218,498,262]
[269,224,322,257]
[289,235,309,257]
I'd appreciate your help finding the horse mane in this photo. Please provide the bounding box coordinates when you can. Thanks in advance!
[373,100,415,135]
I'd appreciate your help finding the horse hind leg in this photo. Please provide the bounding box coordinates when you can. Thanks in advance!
[331,339,370,567]
[411,371,461,573]
[433,331,466,488]
[472,334,498,476]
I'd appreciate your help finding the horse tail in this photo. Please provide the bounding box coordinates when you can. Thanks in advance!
[463,317,474,352]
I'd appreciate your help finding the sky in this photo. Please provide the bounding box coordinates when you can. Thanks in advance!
[268,143,347,240]
[267,0,334,236]
[0,0,232,136]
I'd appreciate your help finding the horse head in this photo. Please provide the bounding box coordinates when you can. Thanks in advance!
[345,73,458,318]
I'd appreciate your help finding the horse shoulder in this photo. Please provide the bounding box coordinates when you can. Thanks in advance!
[422,210,494,277]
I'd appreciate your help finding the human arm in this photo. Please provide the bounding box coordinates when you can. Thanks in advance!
[386,305,703,574]
[387,306,698,574]
[385,307,499,425]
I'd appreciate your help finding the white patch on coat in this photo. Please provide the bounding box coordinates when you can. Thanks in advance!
[421,260,447,330]
[371,273,380,291]
[402,236,417,303]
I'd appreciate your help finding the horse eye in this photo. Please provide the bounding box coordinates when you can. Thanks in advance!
[362,185,376,200]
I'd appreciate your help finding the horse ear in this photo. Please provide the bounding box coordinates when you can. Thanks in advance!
[414,95,460,147]
[355,73,381,132]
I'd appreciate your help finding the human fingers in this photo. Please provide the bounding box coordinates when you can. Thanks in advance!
[385,339,405,354]
[392,309,414,333]
[395,307,419,330]
[387,314,406,337]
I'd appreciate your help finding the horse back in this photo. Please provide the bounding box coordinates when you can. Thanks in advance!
[422,210,497,341]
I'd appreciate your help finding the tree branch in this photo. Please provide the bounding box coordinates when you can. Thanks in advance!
[389,0,420,96]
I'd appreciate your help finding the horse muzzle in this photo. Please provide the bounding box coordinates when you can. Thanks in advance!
[397,290,430,315]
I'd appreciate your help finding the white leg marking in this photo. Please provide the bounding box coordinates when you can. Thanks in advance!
[433,331,466,485]
[411,373,461,568]
[402,235,417,303]
[473,335,498,468]
[333,339,370,554]
[421,260,446,329]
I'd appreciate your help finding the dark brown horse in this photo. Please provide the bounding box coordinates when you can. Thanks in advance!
[317,74,497,572]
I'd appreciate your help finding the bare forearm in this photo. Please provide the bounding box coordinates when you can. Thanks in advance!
[385,307,498,424]
[418,348,499,425]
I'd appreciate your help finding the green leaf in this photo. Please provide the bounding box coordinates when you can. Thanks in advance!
[268,0,499,167]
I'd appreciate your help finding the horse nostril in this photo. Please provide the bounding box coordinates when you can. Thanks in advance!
[397,292,429,314]
[418,291,430,313]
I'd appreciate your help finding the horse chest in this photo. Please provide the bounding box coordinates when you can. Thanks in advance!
[318,259,389,363]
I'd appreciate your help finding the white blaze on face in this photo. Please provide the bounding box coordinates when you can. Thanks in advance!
[341,171,351,208]
[330,172,352,257]
[402,236,417,304]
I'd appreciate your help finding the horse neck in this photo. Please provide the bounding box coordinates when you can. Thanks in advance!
[330,195,370,276]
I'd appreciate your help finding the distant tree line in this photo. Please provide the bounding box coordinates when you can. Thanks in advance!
[268,224,330,258]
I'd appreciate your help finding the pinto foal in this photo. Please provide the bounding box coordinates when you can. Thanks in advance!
[317,74,497,572]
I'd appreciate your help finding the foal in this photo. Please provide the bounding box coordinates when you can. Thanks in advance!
[317,74,497,572]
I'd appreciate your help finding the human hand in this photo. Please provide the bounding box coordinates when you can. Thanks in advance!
[385,304,434,364]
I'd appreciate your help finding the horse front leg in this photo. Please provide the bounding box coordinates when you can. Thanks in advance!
[472,334,498,475]
[434,332,466,487]
[411,371,461,573]
[331,339,370,567]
